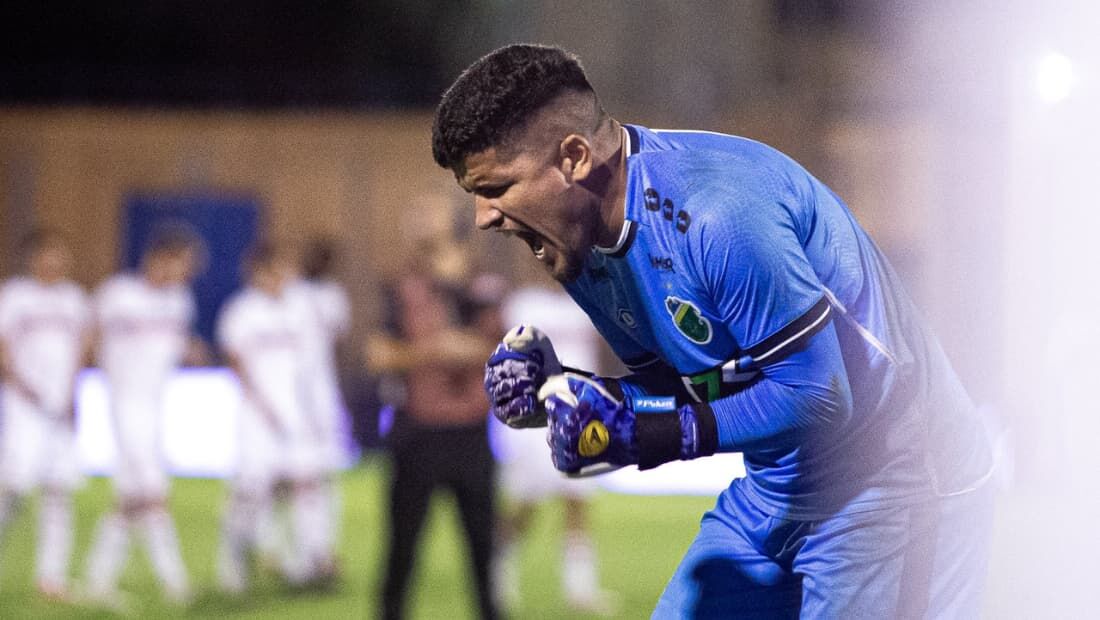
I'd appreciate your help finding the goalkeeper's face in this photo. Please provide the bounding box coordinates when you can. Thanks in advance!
[456,137,603,284]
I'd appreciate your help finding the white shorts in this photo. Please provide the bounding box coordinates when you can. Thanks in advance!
[494,421,596,503]
[316,432,346,474]
[310,377,351,473]
[233,405,323,496]
[109,389,169,499]
[0,391,82,494]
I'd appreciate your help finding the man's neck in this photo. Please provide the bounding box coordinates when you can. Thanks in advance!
[32,273,63,286]
[594,120,629,248]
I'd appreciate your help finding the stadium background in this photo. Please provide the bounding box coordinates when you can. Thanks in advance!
[1,1,1097,617]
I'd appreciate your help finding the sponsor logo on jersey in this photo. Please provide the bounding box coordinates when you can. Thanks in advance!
[643,188,691,233]
[649,255,674,272]
[578,420,610,457]
[665,296,712,344]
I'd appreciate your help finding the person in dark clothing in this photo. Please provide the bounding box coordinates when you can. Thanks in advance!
[373,270,500,620]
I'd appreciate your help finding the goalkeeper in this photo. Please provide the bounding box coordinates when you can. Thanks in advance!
[433,44,996,617]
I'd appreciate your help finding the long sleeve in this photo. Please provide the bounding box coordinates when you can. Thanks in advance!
[707,321,851,452]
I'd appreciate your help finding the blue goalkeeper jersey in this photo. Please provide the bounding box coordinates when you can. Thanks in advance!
[564,124,992,519]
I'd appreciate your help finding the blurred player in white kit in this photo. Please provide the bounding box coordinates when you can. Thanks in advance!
[216,240,332,592]
[296,238,351,564]
[0,230,90,599]
[493,286,615,615]
[83,226,200,606]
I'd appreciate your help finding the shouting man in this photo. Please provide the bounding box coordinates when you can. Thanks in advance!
[432,44,995,618]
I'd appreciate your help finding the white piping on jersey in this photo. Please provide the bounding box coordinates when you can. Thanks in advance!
[821,287,899,367]
[927,454,997,498]
[626,356,663,371]
[595,219,635,255]
[752,304,833,364]
[652,128,730,137]
[594,127,636,256]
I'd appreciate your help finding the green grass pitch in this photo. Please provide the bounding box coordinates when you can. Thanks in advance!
[0,457,715,619]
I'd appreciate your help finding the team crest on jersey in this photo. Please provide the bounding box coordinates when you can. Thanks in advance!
[665,296,711,344]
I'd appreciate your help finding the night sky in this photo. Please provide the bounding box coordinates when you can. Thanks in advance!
[0,1,476,108]
[0,1,852,110]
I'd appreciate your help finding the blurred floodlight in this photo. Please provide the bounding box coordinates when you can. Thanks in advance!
[1036,52,1076,103]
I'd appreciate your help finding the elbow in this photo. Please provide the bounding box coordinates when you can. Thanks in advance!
[809,373,853,428]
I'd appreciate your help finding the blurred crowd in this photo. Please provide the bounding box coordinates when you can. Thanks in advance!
[0,224,614,618]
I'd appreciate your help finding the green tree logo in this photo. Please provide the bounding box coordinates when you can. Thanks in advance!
[665,296,712,344]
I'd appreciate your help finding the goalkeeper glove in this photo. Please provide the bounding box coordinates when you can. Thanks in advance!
[539,373,718,477]
[484,325,563,428]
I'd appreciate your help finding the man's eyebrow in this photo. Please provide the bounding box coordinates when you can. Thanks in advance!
[468,177,509,191]
[455,174,477,193]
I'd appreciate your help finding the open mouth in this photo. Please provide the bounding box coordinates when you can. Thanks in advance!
[514,231,546,260]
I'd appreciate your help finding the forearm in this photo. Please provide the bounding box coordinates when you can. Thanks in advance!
[228,355,285,435]
[706,368,848,452]
[0,342,41,404]
[611,326,852,466]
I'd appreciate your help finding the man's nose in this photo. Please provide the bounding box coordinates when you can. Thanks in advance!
[474,197,504,230]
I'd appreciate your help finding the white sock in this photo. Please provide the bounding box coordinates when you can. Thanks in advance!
[36,491,73,588]
[318,477,340,556]
[493,539,521,609]
[563,531,599,602]
[139,508,190,599]
[218,492,266,592]
[253,496,284,563]
[86,512,130,596]
[288,484,329,582]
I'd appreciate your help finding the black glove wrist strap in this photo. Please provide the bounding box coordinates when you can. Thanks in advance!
[635,403,718,470]
[635,412,682,470]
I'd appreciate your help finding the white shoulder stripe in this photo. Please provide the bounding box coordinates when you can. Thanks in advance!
[821,287,898,366]
[651,128,730,137]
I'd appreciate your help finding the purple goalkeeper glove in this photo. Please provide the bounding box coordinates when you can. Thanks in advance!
[484,325,563,428]
[540,373,717,477]
[540,373,638,476]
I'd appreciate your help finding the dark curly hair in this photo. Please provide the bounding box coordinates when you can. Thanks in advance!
[432,44,595,170]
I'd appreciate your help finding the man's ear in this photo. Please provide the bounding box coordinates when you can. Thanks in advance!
[559,134,593,183]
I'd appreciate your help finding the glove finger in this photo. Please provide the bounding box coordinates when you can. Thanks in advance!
[484,359,538,402]
[504,407,547,429]
[487,346,540,367]
[544,390,588,473]
[489,376,537,407]
[494,394,536,423]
